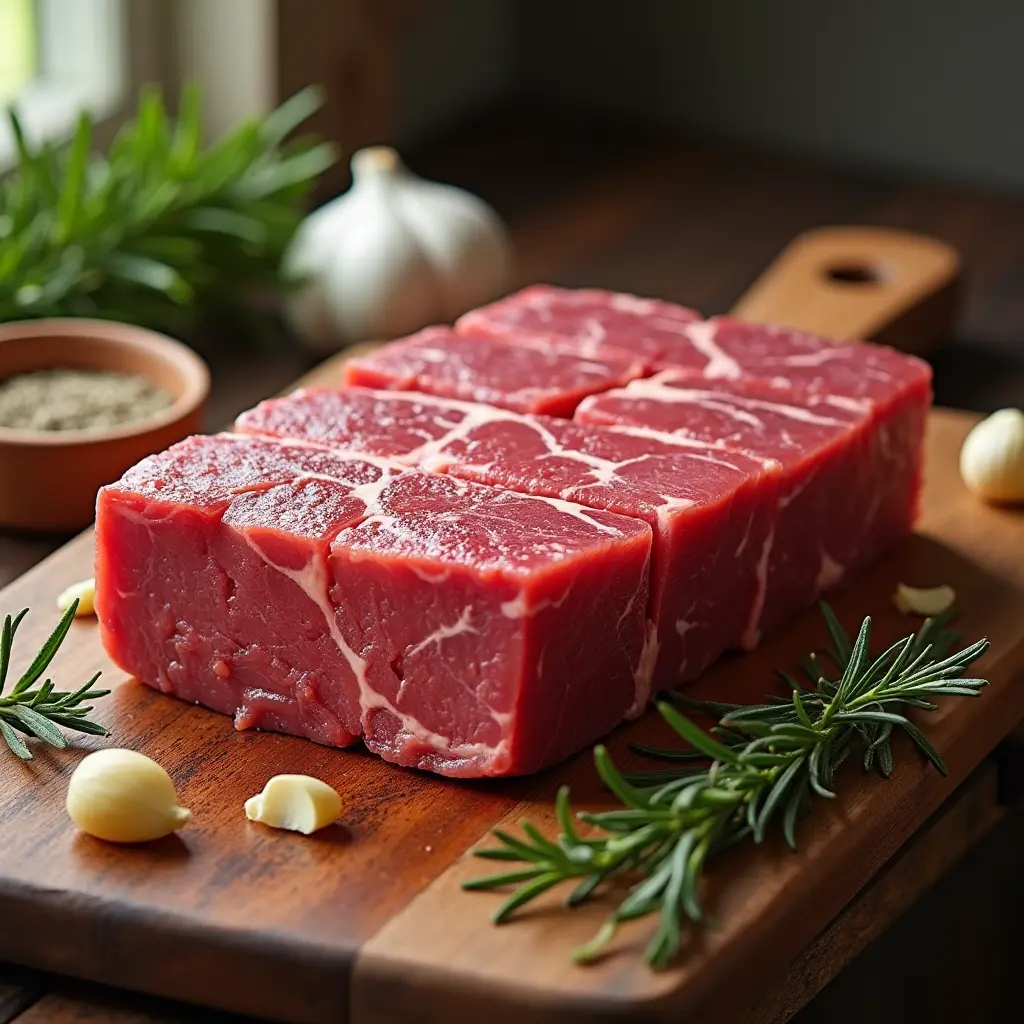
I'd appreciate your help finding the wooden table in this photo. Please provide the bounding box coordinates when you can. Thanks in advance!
[3,107,1024,1023]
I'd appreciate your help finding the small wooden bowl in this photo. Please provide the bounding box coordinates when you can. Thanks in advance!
[0,319,209,532]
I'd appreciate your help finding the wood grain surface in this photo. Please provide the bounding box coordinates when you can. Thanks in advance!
[9,985,242,1024]
[742,762,1003,1024]
[0,967,42,1024]
[4,102,1024,1024]
[0,393,1021,1023]
[730,226,960,354]
[349,412,1024,1024]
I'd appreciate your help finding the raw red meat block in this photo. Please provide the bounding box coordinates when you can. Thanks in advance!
[645,322,933,573]
[640,316,931,394]
[330,472,651,775]
[577,377,923,643]
[341,324,645,416]
[236,386,469,455]
[457,284,701,369]
[238,387,780,695]
[95,433,406,748]
[95,433,652,777]
[402,410,779,695]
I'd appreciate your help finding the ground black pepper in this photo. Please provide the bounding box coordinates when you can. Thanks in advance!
[0,368,173,432]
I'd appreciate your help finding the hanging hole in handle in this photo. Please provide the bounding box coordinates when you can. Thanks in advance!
[824,262,888,285]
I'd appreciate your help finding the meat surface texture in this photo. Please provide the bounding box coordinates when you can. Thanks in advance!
[239,387,780,691]
[96,433,651,777]
[577,347,930,642]
[329,474,650,775]
[643,315,933,388]
[456,284,701,369]
[340,324,644,415]
[97,284,932,778]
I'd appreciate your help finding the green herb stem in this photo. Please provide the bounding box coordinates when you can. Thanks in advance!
[0,601,110,760]
[1,83,336,336]
[465,605,988,969]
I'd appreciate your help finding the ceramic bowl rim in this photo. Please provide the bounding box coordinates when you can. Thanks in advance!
[0,318,210,447]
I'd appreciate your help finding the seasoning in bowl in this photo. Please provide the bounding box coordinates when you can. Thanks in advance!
[0,368,174,432]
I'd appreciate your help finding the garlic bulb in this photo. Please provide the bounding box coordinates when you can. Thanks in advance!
[959,408,1024,503]
[285,146,513,353]
[245,774,342,835]
[66,749,191,843]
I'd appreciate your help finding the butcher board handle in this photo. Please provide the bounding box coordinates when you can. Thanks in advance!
[729,226,961,353]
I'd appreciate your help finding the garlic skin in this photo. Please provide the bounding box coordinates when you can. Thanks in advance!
[959,408,1024,503]
[893,583,956,617]
[57,577,96,617]
[66,749,191,843]
[245,774,341,835]
[284,146,512,353]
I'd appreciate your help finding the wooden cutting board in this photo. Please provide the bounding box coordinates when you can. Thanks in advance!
[1,396,1022,1024]
[0,230,1006,1024]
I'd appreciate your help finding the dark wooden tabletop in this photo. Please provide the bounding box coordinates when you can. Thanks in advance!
[3,105,1024,1023]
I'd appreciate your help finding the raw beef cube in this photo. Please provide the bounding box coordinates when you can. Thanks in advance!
[645,316,931,395]
[95,434,652,778]
[341,325,645,416]
[95,434,406,748]
[639,316,846,379]
[411,414,779,693]
[329,473,652,776]
[238,387,779,693]
[457,284,701,368]
[646,324,932,570]
[236,386,478,456]
[97,431,382,506]
[577,379,904,643]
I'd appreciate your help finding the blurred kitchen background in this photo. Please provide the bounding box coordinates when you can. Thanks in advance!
[3,2,1024,1021]
[5,0,1024,420]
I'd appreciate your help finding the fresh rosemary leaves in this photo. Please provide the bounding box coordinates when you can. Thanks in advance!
[0,602,109,761]
[465,604,989,969]
[0,84,335,337]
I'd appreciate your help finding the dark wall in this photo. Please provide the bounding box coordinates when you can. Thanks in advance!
[516,0,1024,191]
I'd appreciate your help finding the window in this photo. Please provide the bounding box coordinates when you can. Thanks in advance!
[0,0,37,107]
[0,0,280,164]
[0,0,126,165]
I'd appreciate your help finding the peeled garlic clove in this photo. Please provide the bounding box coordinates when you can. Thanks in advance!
[959,408,1024,503]
[893,583,956,616]
[57,578,96,617]
[67,749,191,843]
[245,774,341,835]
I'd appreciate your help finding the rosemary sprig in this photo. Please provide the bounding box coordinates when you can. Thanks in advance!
[465,605,988,969]
[0,601,109,761]
[1,83,335,338]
